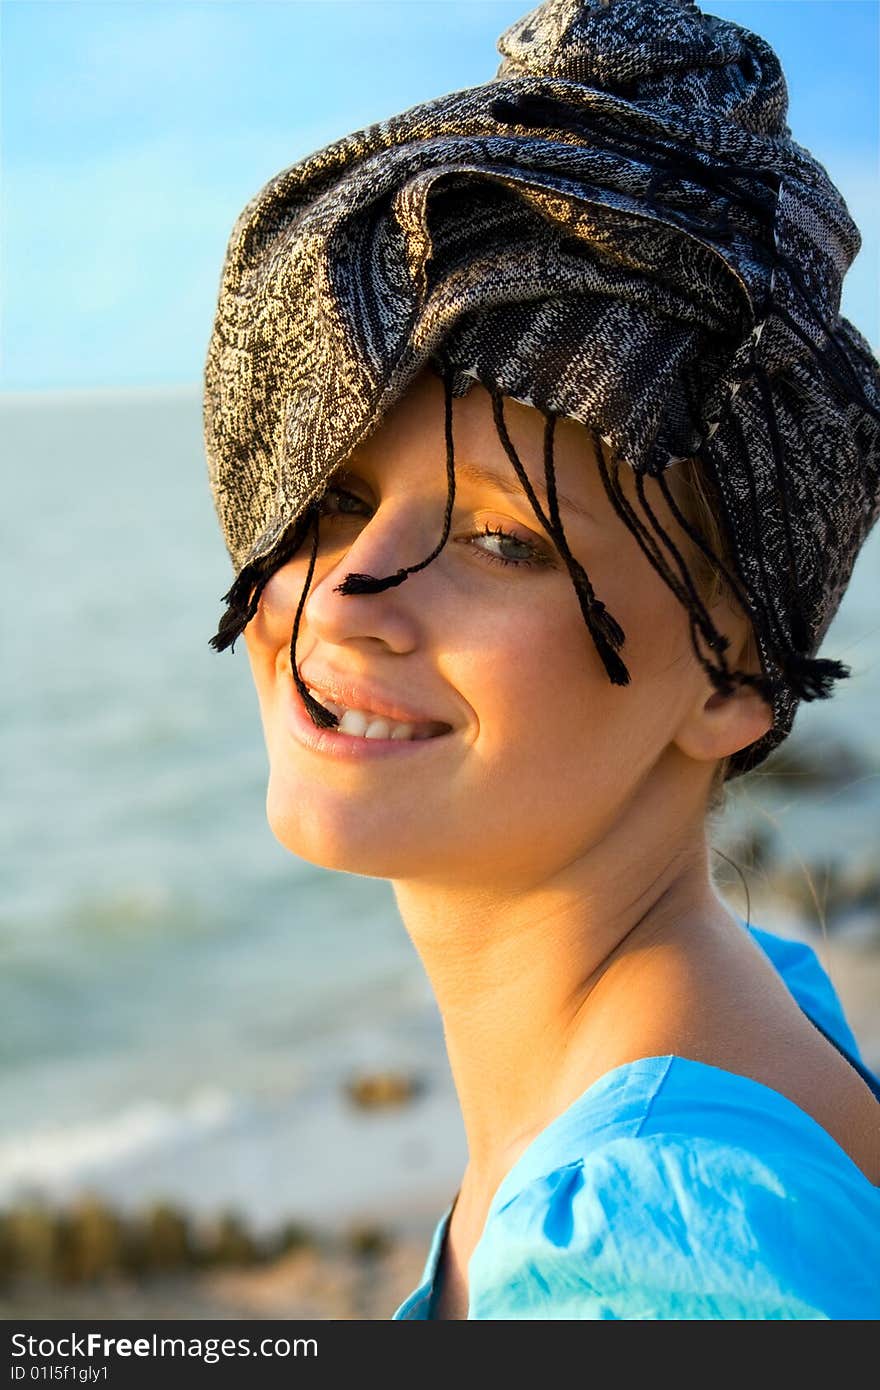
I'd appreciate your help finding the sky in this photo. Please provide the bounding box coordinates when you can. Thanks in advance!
[2,0,878,392]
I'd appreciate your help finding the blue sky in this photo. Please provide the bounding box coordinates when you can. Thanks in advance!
[2,0,877,391]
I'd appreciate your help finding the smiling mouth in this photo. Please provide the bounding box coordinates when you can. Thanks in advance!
[304,685,452,742]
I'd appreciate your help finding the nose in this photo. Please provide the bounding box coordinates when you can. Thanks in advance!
[302,499,438,652]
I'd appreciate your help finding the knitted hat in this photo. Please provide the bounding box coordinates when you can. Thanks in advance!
[203,0,880,779]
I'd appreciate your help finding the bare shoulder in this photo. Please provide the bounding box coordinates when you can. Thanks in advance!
[717,1020,880,1187]
[613,921,880,1187]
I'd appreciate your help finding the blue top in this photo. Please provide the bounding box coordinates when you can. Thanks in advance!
[392,920,880,1320]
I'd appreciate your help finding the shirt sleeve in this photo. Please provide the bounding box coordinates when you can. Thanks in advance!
[466,1134,880,1320]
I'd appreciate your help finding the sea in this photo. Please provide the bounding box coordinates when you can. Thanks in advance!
[1,387,878,1236]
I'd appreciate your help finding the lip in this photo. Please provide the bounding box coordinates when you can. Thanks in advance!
[298,667,453,731]
[283,670,456,760]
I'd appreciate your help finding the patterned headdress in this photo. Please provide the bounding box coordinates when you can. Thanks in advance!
[203,0,880,779]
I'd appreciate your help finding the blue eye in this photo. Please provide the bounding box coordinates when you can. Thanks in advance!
[472,522,550,569]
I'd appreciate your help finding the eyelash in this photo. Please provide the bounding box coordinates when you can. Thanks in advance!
[472,521,548,569]
[316,488,551,570]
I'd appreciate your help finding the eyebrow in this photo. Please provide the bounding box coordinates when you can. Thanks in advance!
[450,457,596,526]
[332,455,596,527]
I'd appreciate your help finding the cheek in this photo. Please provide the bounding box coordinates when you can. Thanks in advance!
[465,599,627,780]
[243,620,279,714]
[248,565,304,654]
[470,574,689,793]
[242,563,314,704]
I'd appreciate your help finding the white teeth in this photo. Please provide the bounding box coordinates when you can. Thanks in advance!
[340,708,417,739]
[305,684,440,741]
[337,709,370,736]
[364,718,391,739]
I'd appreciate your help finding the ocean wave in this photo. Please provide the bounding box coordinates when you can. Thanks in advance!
[0,1086,239,1204]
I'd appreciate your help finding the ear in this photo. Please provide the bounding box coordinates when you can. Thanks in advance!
[673,598,774,765]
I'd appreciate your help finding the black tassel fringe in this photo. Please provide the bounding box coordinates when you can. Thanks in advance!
[332,367,458,597]
[488,87,864,717]
[208,505,316,654]
[334,567,412,595]
[289,506,339,729]
[777,652,851,702]
[491,389,631,685]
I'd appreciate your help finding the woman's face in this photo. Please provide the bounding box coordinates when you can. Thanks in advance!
[244,367,769,887]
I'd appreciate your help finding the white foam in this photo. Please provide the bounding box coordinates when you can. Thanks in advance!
[0,1086,236,1201]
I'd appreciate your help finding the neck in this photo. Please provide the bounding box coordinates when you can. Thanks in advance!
[392,799,731,1205]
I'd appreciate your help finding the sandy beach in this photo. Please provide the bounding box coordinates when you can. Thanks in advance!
[0,1232,434,1321]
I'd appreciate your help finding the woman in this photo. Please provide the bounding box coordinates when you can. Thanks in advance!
[204,0,880,1317]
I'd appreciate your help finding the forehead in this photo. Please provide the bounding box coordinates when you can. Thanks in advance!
[341,366,605,512]
[342,364,677,537]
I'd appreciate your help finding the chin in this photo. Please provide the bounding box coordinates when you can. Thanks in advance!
[264,776,426,879]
